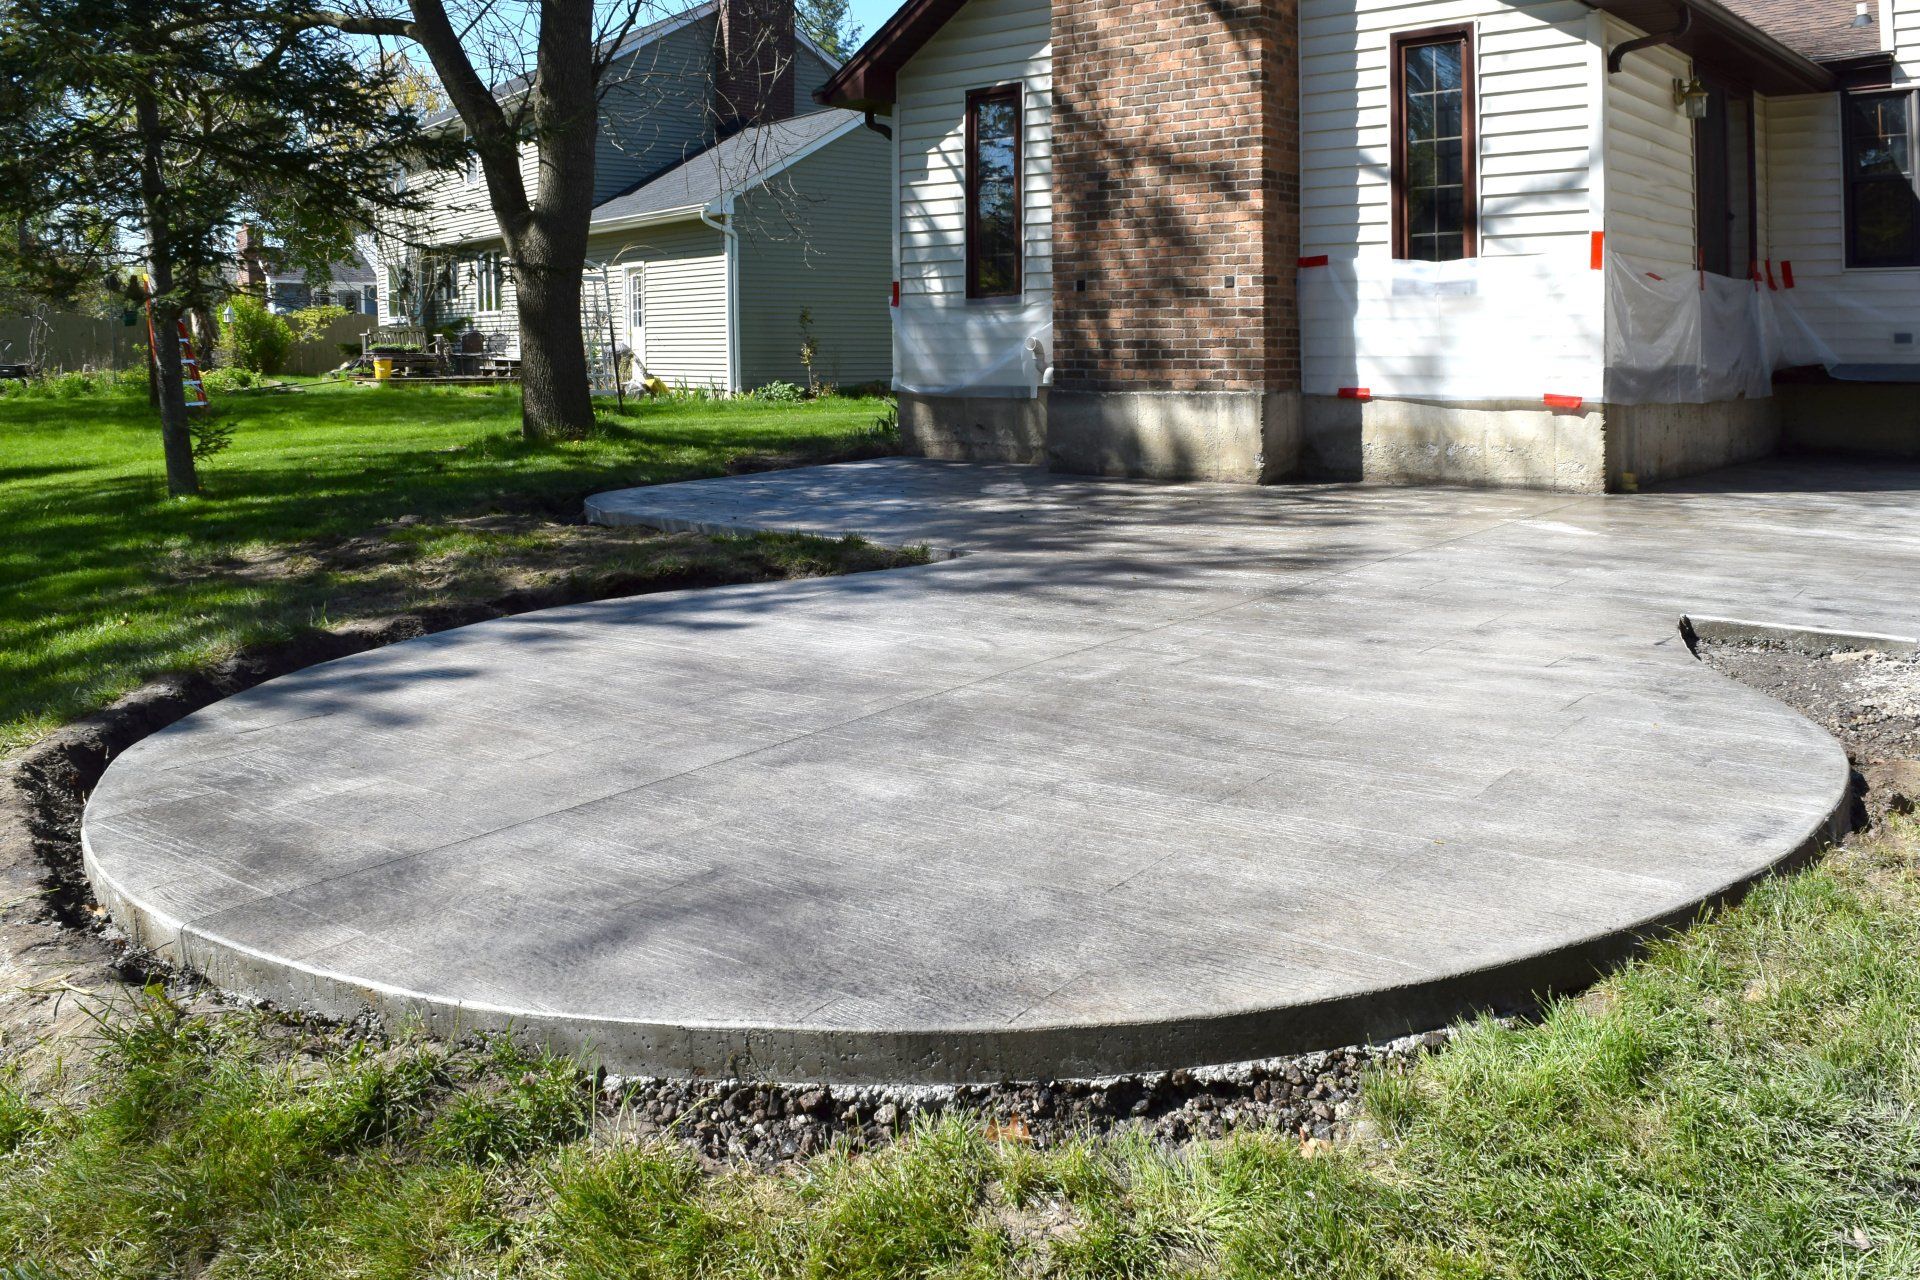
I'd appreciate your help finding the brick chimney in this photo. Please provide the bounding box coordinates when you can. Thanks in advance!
[235,224,268,292]
[712,0,796,136]
[1048,0,1304,482]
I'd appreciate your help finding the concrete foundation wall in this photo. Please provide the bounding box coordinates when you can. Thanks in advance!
[899,386,1911,489]
[1045,391,1301,483]
[1775,383,1920,458]
[1604,399,1781,490]
[1302,397,1610,493]
[898,391,1048,464]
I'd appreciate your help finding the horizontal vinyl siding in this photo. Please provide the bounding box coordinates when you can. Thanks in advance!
[596,17,720,203]
[1897,0,1920,75]
[794,43,837,114]
[895,0,1052,300]
[395,143,542,250]
[735,127,893,388]
[1602,18,1693,273]
[1299,0,1597,263]
[1765,92,1920,363]
[588,221,730,389]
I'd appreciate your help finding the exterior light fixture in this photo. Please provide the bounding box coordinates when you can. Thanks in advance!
[1675,75,1710,119]
[1853,1,1874,26]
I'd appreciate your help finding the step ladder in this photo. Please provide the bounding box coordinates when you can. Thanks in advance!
[141,277,208,410]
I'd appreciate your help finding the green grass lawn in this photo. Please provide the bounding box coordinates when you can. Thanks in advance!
[0,380,898,754]
[5,818,1916,1278]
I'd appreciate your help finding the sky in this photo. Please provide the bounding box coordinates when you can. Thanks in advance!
[844,0,902,50]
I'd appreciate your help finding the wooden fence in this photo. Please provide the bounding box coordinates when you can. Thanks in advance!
[0,309,380,377]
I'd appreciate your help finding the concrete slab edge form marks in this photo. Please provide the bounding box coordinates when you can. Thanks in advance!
[82,458,1920,1083]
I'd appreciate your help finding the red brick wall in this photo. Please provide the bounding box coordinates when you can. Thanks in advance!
[1051,0,1300,394]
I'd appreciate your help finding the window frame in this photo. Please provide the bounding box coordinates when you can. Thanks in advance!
[1842,88,1920,269]
[473,251,503,314]
[385,264,408,321]
[1389,24,1478,262]
[964,84,1024,301]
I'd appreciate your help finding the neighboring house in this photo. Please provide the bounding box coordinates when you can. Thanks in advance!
[821,0,1920,491]
[232,226,379,315]
[374,0,891,393]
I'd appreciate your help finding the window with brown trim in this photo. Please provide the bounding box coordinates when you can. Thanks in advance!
[1844,90,1920,267]
[965,86,1022,298]
[1391,26,1476,261]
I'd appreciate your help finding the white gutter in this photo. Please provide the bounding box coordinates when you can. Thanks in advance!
[700,196,742,394]
[590,202,708,237]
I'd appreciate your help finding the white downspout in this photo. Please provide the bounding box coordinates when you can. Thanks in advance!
[700,196,741,394]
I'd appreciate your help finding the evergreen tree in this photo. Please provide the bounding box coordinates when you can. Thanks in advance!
[0,0,453,494]
[799,0,860,58]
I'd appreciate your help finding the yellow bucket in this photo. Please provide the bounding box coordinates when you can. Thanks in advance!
[372,357,393,382]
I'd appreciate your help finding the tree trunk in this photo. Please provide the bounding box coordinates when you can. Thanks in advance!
[134,85,198,496]
[508,222,593,439]
[190,303,218,368]
[514,0,602,439]
[149,295,199,496]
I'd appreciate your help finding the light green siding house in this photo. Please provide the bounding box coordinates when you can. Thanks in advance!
[374,0,891,393]
[588,110,892,392]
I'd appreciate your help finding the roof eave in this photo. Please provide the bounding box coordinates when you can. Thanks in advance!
[589,202,709,235]
[815,0,965,110]
[1583,0,1837,94]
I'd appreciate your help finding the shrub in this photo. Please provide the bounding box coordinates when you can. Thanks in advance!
[286,304,349,342]
[752,380,804,403]
[216,296,292,374]
[0,369,132,399]
[200,366,258,392]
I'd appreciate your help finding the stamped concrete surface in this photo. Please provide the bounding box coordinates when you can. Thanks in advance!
[84,458,1920,1082]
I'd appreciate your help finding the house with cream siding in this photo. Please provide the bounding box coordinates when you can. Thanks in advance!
[375,0,892,393]
[821,0,1920,490]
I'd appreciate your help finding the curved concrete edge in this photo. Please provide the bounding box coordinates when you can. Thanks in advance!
[82,729,1852,1085]
[1682,613,1920,657]
[583,491,967,562]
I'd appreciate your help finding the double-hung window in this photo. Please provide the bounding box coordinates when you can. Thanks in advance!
[1844,91,1920,267]
[474,251,503,313]
[1391,27,1476,261]
[965,86,1023,298]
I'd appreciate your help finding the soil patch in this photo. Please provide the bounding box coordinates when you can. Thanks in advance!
[1699,639,1920,826]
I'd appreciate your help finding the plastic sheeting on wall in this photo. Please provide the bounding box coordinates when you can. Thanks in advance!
[892,296,1052,398]
[1604,257,1837,403]
[1299,254,1605,403]
[1299,249,1875,407]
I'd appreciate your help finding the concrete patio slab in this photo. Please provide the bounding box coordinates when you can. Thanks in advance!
[83,458,1920,1082]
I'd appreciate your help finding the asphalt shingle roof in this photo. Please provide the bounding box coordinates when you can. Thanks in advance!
[1716,0,1884,62]
[589,108,859,226]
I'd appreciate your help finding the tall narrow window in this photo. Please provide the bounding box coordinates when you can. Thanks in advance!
[1391,27,1476,261]
[966,86,1022,298]
[474,252,502,312]
[1845,91,1920,267]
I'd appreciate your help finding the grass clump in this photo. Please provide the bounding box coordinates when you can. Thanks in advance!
[3,821,1917,1277]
